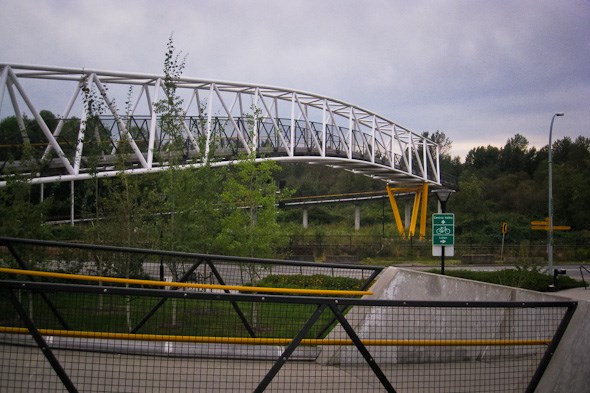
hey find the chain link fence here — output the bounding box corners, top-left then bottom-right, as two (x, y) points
(0, 237), (577, 392)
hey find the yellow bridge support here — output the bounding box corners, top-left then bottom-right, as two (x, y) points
(386, 183), (429, 240)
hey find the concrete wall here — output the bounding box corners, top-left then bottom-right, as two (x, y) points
(535, 299), (590, 392)
(317, 267), (584, 388)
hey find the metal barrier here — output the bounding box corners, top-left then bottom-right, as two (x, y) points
(0, 237), (579, 392)
(580, 265), (590, 290)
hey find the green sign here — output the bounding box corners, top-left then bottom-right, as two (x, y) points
(432, 213), (454, 246)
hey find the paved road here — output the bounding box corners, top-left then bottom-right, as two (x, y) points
(138, 261), (588, 288)
(0, 345), (540, 393)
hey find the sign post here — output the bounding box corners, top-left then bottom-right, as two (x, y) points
(432, 213), (454, 252)
(501, 222), (508, 262)
(432, 213), (455, 275)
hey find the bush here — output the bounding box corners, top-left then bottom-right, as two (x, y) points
(436, 268), (586, 292)
(245, 274), (366, 291)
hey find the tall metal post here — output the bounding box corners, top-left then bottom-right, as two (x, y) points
(547, 113), (564, 274)
(440, 199), (447, 275)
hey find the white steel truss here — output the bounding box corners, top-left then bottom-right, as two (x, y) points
(0, 63), (441, 187)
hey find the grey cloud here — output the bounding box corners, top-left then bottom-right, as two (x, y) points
(1, 0), (588, 159)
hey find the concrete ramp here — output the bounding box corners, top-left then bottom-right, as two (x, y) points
(362, 267), (566, 302)
(317, 267), (589, 392)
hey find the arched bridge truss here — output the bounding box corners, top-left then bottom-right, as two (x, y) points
(0, 63), (441, 187)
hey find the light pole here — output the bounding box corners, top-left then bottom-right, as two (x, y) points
(433, 189), (455, 275)
(548, 112), (564, 275)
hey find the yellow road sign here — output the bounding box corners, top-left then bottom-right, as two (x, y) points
(531, 220), (549, 226)
(531, 225), (571, 231)
(501, 222), (508, 234)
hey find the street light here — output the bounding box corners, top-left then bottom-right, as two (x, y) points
(433, 189), (454, 213)
(432, 189), (455, 275)
(548, 112), (564, 277)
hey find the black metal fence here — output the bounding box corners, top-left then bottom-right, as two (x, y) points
(0, 237), (578, 392)
(288, 234), (589, 262)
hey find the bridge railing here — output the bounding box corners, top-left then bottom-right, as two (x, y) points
(0, 237), (578, 392)
(0, 115), (406, 179)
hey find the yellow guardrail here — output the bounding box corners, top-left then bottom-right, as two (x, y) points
(0, 327), (550, 347)
(0, 267), (372, 296)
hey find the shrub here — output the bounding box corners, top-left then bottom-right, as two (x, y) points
(245, 274), (366, 291)
(436, 268), (586, 292)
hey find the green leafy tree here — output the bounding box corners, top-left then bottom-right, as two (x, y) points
(0, 179), (50, 239)
(215, 158), (286, 259)
(464, 145), (501, 176)
(154, 34), (187, 156)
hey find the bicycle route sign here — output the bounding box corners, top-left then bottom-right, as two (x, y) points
(432, 213), (455, 246)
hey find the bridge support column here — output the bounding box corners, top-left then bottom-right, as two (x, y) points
(354, 204), (361, 231)
(404, 201), (412, 232)
(386, 183), (429, 240)
(303, 209), (308, 229)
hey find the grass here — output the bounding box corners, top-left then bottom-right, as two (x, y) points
(1, 273), (365, 339)
(1, 291), (341, 338)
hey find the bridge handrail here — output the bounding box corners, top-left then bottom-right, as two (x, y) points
(580, 265), (590, 290)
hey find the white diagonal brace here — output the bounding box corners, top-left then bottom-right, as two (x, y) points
(257, 91), (289, 154)
(326, 103), (350, 152)
(0, 66), (8, 115)
(214, 84), (251, 155)
(7, 82), (29, 144)
(294, 94), (321, 154)
(7, 67), (75, 174)
(412, 137), (425, 179)
(92, 74), (148, 168)
(42, 83), (82, 161)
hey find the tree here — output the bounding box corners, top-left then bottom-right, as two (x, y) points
(551, 136), (590, 230)
(499, 133), (536, 174)
(0, 179), (50, 239)
(423, 130), (453, 158)
(464, 145), (501, 178)
(154, 34), (188, 155)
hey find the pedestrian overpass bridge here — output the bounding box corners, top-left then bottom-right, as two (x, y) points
(0, 63), (441, 188)
(0, 63), (443, 238)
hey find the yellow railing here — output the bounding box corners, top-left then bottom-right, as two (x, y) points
(0, 327), (551, 347)
(0, 267), (372, 296)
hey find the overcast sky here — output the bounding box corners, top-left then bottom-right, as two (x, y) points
(1, 0), (588, 159)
